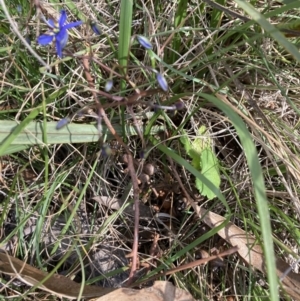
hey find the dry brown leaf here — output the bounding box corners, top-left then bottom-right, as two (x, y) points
(198, 207), (300, 300)
(92, 281), (195, 301)
(0, 250), (114, 299)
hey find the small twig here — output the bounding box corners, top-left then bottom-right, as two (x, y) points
(124, 154), (140, 283)
(98, 109), (140, 283)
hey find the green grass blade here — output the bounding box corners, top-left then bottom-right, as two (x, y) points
(210, 0), (226, 28)
(199, 92), (279, 301)
(118, 0), (133, 75)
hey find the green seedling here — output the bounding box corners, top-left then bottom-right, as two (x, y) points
(180, 126), (220, 200)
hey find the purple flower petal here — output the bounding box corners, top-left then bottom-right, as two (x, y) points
(40, 13), (55, 28)
(55, 39), (63, 58)
(153, 105), (160, 113)
(59, 10), (67, 27)
(56, 28), (69, 49)
(37, 34), (54, 45)
(139, 150), (145, 159)
(47, 19), (55, 28)
(63, 21), (83, 30)
(156, 73), (168, 92)
(137, 35), (152, 49)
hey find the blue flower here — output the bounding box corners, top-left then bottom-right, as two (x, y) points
(37, 10), (82, 58)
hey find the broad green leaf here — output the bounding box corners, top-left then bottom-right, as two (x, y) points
(180, 126), (220, 200)
(0, 121), (165, 156)
(196, 148), (220, 200)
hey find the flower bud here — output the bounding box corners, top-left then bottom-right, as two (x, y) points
(91, 22), (101, 35)
(56, 117), (70, 130)
(156, 73), (168, 92)
(105, 80), (113, 92)
(137, 35), (152, 49)
(175, 101), (185, 110)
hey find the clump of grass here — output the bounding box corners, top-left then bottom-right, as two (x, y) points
(0, 0), (300, 300)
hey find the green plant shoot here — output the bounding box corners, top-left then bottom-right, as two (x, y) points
(180, 126), (220, 200)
